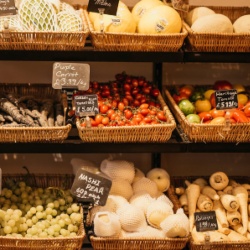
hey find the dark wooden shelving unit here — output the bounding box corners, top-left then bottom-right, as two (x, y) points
(0, 48), (249, 154)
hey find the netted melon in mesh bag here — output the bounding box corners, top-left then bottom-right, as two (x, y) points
(57, 10), (83, 31)
(108, 195), (128, 211)
(100, 159), (135, 184)
(129, 191), (155, 215)
(94, 211), (121, 237)
(132, 177), (158, 198)
(156, 192), (174, 208)
(59, 1), (75, 12)
(146, 200), (173, 229)
(117, 203), (147, 232)
(132, 168), (145, 183)
(18, 0), (57, 31)
(0, 15), (22, 31)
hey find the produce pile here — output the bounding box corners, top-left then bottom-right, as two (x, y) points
(175, 171), (250, 243)
(87, 159), (190, 239)
(75, 72), (169, 127)
(0, 93), (64, 127)
(0, 178), (82, 238)
(88, 0), (182, 34)
(185, 6), (250, 33)
(170, 81), (250, 124)
(0, 0), (83, 32)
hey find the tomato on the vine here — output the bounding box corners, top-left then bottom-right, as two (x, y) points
(118, 102), (125, 112)
(157, 111), (167, 122)
(124, 109), (133, 119)
(101, 117), (110, 125)
(100, 104), (109, 114)
(151, 88), (160, 98)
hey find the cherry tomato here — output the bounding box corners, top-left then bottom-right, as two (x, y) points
(143, 116), (152, 123)
(132, 79), (139, 88)
(102, 116), (110, 125)
(157, 111), (167, 122)
(133, 100), (141, 107)
(140, 103), (149, 109)
(124, 109), (133, 119)
(140, 108), (150, 116)
(107, 109), (115, 118)
(100, 104), (109, 114)
(118, 102), (125, 112)
(95, 114), (104, 124)
(244, 105), (250, 117)
(151, 88), (160, 98)
(123, 83), (131, 91)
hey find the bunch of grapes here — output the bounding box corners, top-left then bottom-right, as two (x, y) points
(0, 181), (82, 238)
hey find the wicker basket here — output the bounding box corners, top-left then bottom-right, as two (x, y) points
(164, 88), (250, 143)
(90, 188), (189, 250)
(76, 93), (176, 143)
(0, 84), (71, 143)
(0, 173), (85, 250)
(171, 176), (250, 250)
(0, 8), (89, 51)
(86, 9), (188, 52)
(184, 6), (250, 52)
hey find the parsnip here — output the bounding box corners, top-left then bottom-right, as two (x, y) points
(227, 229), (248, 241)
(223, 185), (233, 195)
(175, 187), (185, 196)
(232, 186), (248, 234)
(213, 200), (229, 228)
(209, 172), (229, 191)
(179, 193), (188, 214)
(226, 210), (241, 226)
(193, 178), (208, 189)
(248, 218), (250, 232)
(231, 224), (246, 235)
(201, 186), (220, 200)
(217, 219), (230, 235)
(197, 194), (213, 212)
(241, 183), (250, 202)
(219, 193), (239, 212)
(229, 179), (240, 187)
(186, 183), (200, 231)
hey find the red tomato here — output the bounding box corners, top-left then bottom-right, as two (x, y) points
(124, 109), (133, 119)
(210, 108), (225, 118)
(213, 80), (233, 90)
(101, 117), (110, 125)
(179, 85), (193, 98)
(157, 111), (167, 122)
(95, 114), (104, 124)
(198, 111), (212, 122)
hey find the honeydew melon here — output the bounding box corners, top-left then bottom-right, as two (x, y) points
(185, 7), (215, 26)
(233, 15), (250, 33)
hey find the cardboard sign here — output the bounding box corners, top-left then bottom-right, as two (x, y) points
(74, 94), (99, 116)
(52, 62), (90, 90)
(195, 211), (218, 232)
(87, 0), (119, 16)
(215, 89), (238, 110)
(0, 0), (17, 16)
(71, 169), (112, 206)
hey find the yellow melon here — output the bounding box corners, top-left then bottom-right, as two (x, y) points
(137, 5), (182, 34)
(233, 15), (250, 33)
(185, 7), (215, 26)
(131, 0), (164, 25)
(191, 14), (233, 33)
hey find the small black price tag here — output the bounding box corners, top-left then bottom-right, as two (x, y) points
(0, 0), (17, 16)
(71, 169), (112, 206)
(52, 62), (90, 91)
(195, 211), (218, 232)
(87, 0), (119, 15)
(74, 94), (99, 117)
(215, 89), (238, 110)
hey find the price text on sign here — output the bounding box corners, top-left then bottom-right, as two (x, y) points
(0, 0), (17, 16)
(195, 211), (218, 232)
(52, 62), (90, 90)
(215, 89), (238, 110)
(87, 0), (119, 15)
(71, 169), (112, 206)
(74, 94), (99, 116)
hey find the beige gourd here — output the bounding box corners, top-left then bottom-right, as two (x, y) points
(233, 15), (250, 33)
(185, 6), (215, 26)
(191, 14), (233, 33)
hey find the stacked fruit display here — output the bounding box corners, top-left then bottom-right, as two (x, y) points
(185, 6), (250, 33)
(0, 0), (83, 32)
(87, 159), (190, 239)
(174, 171), (250, 243)
(170, 81), (250, 124)
(0, 178), (82, 238)
(89, 0), (182, 34)
(75, 72), (168, 127)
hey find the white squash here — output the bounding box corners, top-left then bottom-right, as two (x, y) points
(191, 14), (233, 33)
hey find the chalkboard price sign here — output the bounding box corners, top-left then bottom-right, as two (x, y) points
(87, 0), (119, 16)
(215, 89), (238, 110)
(0, 0), (17, 16)
(71, 169), (112, 206)
(74, 94), (99, 116)
(195, 211), (218, 232)
(52, 62), (90, 90)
